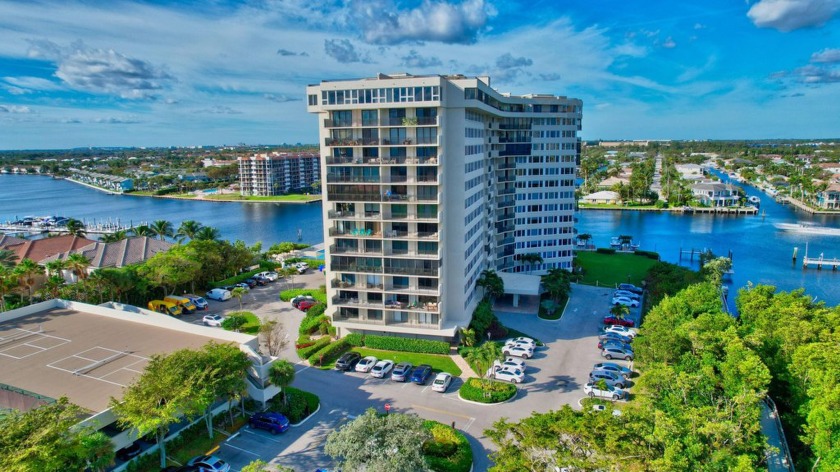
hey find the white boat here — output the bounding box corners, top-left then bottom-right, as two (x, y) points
(775, 223), (840, 236)
(748, 196), (760, 204)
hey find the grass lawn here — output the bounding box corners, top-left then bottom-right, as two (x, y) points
(202, 193), (320, 202)
(222, 311), (261, 335)
(575, 251), (658, 287)
(349, 347), (462, 377)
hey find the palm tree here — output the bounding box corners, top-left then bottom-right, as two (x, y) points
(65, 253), (91, 281)
(130, 225), (154, 237)
(176, 220), (203, 243)
(194, 226), (221, 242)
(150, 220), (174, 241)
(576, 233), (592, 248)
(0, 265), (19, 311)
(231, 286), (246, 310)
(268, 360), (296, 405)
(477, 269), (504, 304)
(519, 253), (543, 272)
(465, 341), (503, 388)
(0, 249), (18, 268)
(542, 268), (572, 303)
(609, 303), (630, 320)
(45, 259), (66, 278)
(13, 258), (44, 305)
(38, 274), (66, 300)
(64, 218), (86, 237)
(100, 230), (127, 243)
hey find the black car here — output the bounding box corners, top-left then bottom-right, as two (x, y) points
(251, 275), (269, 285)
(116, 442), (142, 461)
(242, 278), (258, 288)
(335, 351), (362, 371)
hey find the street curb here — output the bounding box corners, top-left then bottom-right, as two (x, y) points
(290, 402), (321, 428)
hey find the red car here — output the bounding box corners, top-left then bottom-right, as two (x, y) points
(603, 316), (635, 327)
(298, 300), (317, 311)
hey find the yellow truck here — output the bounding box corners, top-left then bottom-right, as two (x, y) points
(163, 295), (197, 314)
(148, 300), (182, 316)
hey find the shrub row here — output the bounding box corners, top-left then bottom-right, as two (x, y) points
(209, 269), (262, 289)
(458, 378), (517, 403)
(306, 302), (326, 318)
(423, 421), (473, 472)
(299, 314), (330, 335)
(345, 333), (449, 354)
(596, 247), (616, 254)
(279, 288), (328, 304)
(296, 336), (331, 359)
(634, 250), (660, 260)
(307, 338), (350, 366)
(268, 386), (320, 423)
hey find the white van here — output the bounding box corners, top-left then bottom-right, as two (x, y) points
(205, 288), (232, 301)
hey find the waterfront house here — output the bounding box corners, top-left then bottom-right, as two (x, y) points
(597, 175), (630, 189)
(42, 236), (173, 280)
(581, 190), (620, 204)
(691, 182), (741, 207)
(816, 183), (840, 210)
(674, 164), (705, 181)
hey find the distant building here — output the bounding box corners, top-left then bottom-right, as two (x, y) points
(691, 182), (741, 207)
(238, 152), (321, 196)
(42, 236), (173, 280)
(674, 163), (705, 181)
(69, 168), (133, 192)
(2, 234), (96, 264)
(201, 158), (237, 168)
(599, 140), (650, 147)
(817, 162), (840, 174)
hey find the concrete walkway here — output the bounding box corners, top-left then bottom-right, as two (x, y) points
(761, 398), (795, 472)
(449, 347), (477, 379)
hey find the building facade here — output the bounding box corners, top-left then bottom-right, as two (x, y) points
(307, 73), (581, 339)
(238, 152), (321, 196)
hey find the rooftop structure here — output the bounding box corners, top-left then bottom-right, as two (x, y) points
(307, 73), (581, 339)
(42, 236), (173, 273)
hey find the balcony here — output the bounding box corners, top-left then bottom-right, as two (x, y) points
(383, 266), (439, 277)
(330, 263), (383, 273)
(326, 193), (381, 202)
(326, 175), (381, 184)
(331, 279), (384, 290)
(323, 119), (355, 128)
(327, 228), (381, 238)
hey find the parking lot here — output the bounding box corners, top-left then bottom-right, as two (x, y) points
(202, 282), (640, 471)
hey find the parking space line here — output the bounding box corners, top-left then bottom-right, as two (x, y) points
(410, 404), (473, 420)
(241, 428), (284, 444)
(221, 442), (260, 457)
(463, 417), (476, 432)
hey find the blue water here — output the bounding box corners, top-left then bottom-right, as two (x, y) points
(0, 175), (324, 246)
(2, 173), (838, 307)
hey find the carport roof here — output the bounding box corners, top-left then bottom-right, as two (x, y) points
(498, 272), (542, 296)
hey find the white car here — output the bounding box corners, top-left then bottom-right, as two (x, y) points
(504, 337), (536, 350)
(202, 314), (224, 327)
(355, 356), (378, 373)
(502, 344), (533, 359)
(603, 325), (637, 338)
(584, 382), (627, 400)
(431, 372), (453, 392)
(613, 289), (641, 300)
(370, 360), (395, 378)
(502, 357), (527, 370)
(257, 271), (280, 282)
(295, 262), (309, 274)
(611, 296), (639, 308)
(492, 366), (525, 384)
(205, 288), (232, 301)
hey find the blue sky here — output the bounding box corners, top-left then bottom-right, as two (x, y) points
(0, 0), (838, 149)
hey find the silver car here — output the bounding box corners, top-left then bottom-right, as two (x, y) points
(593, 362), (633, 379)
(602, 346), (634, 361)
(390, 362), (413, 382)
(589, 369), (627, 389)
(584, 382), (627, 400)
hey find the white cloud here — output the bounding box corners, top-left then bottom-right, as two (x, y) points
(93, 116), (141, 124)
(324, 38), (373, 63)
(401, 50), (443, 68)
(2, 76), (64, 93)
(662, 37), (677, 48)
(354, 0), (495, 44)
(27, 40), (174, 99)
(747, 0), (840, 32)
(811, 48), (840, 63)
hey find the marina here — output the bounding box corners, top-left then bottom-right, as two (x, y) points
(0, 216), (141, 235)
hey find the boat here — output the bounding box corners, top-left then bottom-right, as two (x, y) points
(775, 222), (840, 236)
(748, 196), (760, 205)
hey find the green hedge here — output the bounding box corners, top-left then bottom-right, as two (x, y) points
(458, 378), (517, 403)
(596, 247), (616, 255)
(267, 386), (320, 424)
(296, 336), (331, 359)
(258, 260), (281, 270)
(299, 314), (330, 335)
(279, 288), (327, 304)
(307, 338), (350, 366)
(423, 421), (473, 472)
(306, 302), (326, 318)
(348, 333), (450, 355)
(210, 269), (263, 289)
(345, 333), (364, 346)
(634, 250), (660, 260)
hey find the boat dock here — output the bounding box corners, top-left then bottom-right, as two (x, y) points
(802, 255), (840, 270)
(0, 219), (141, 236)
(677, 206), (758, 215)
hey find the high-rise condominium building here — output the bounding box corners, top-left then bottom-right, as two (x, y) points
(307, 73), (581, 339)
(238, 152), (320, 196)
